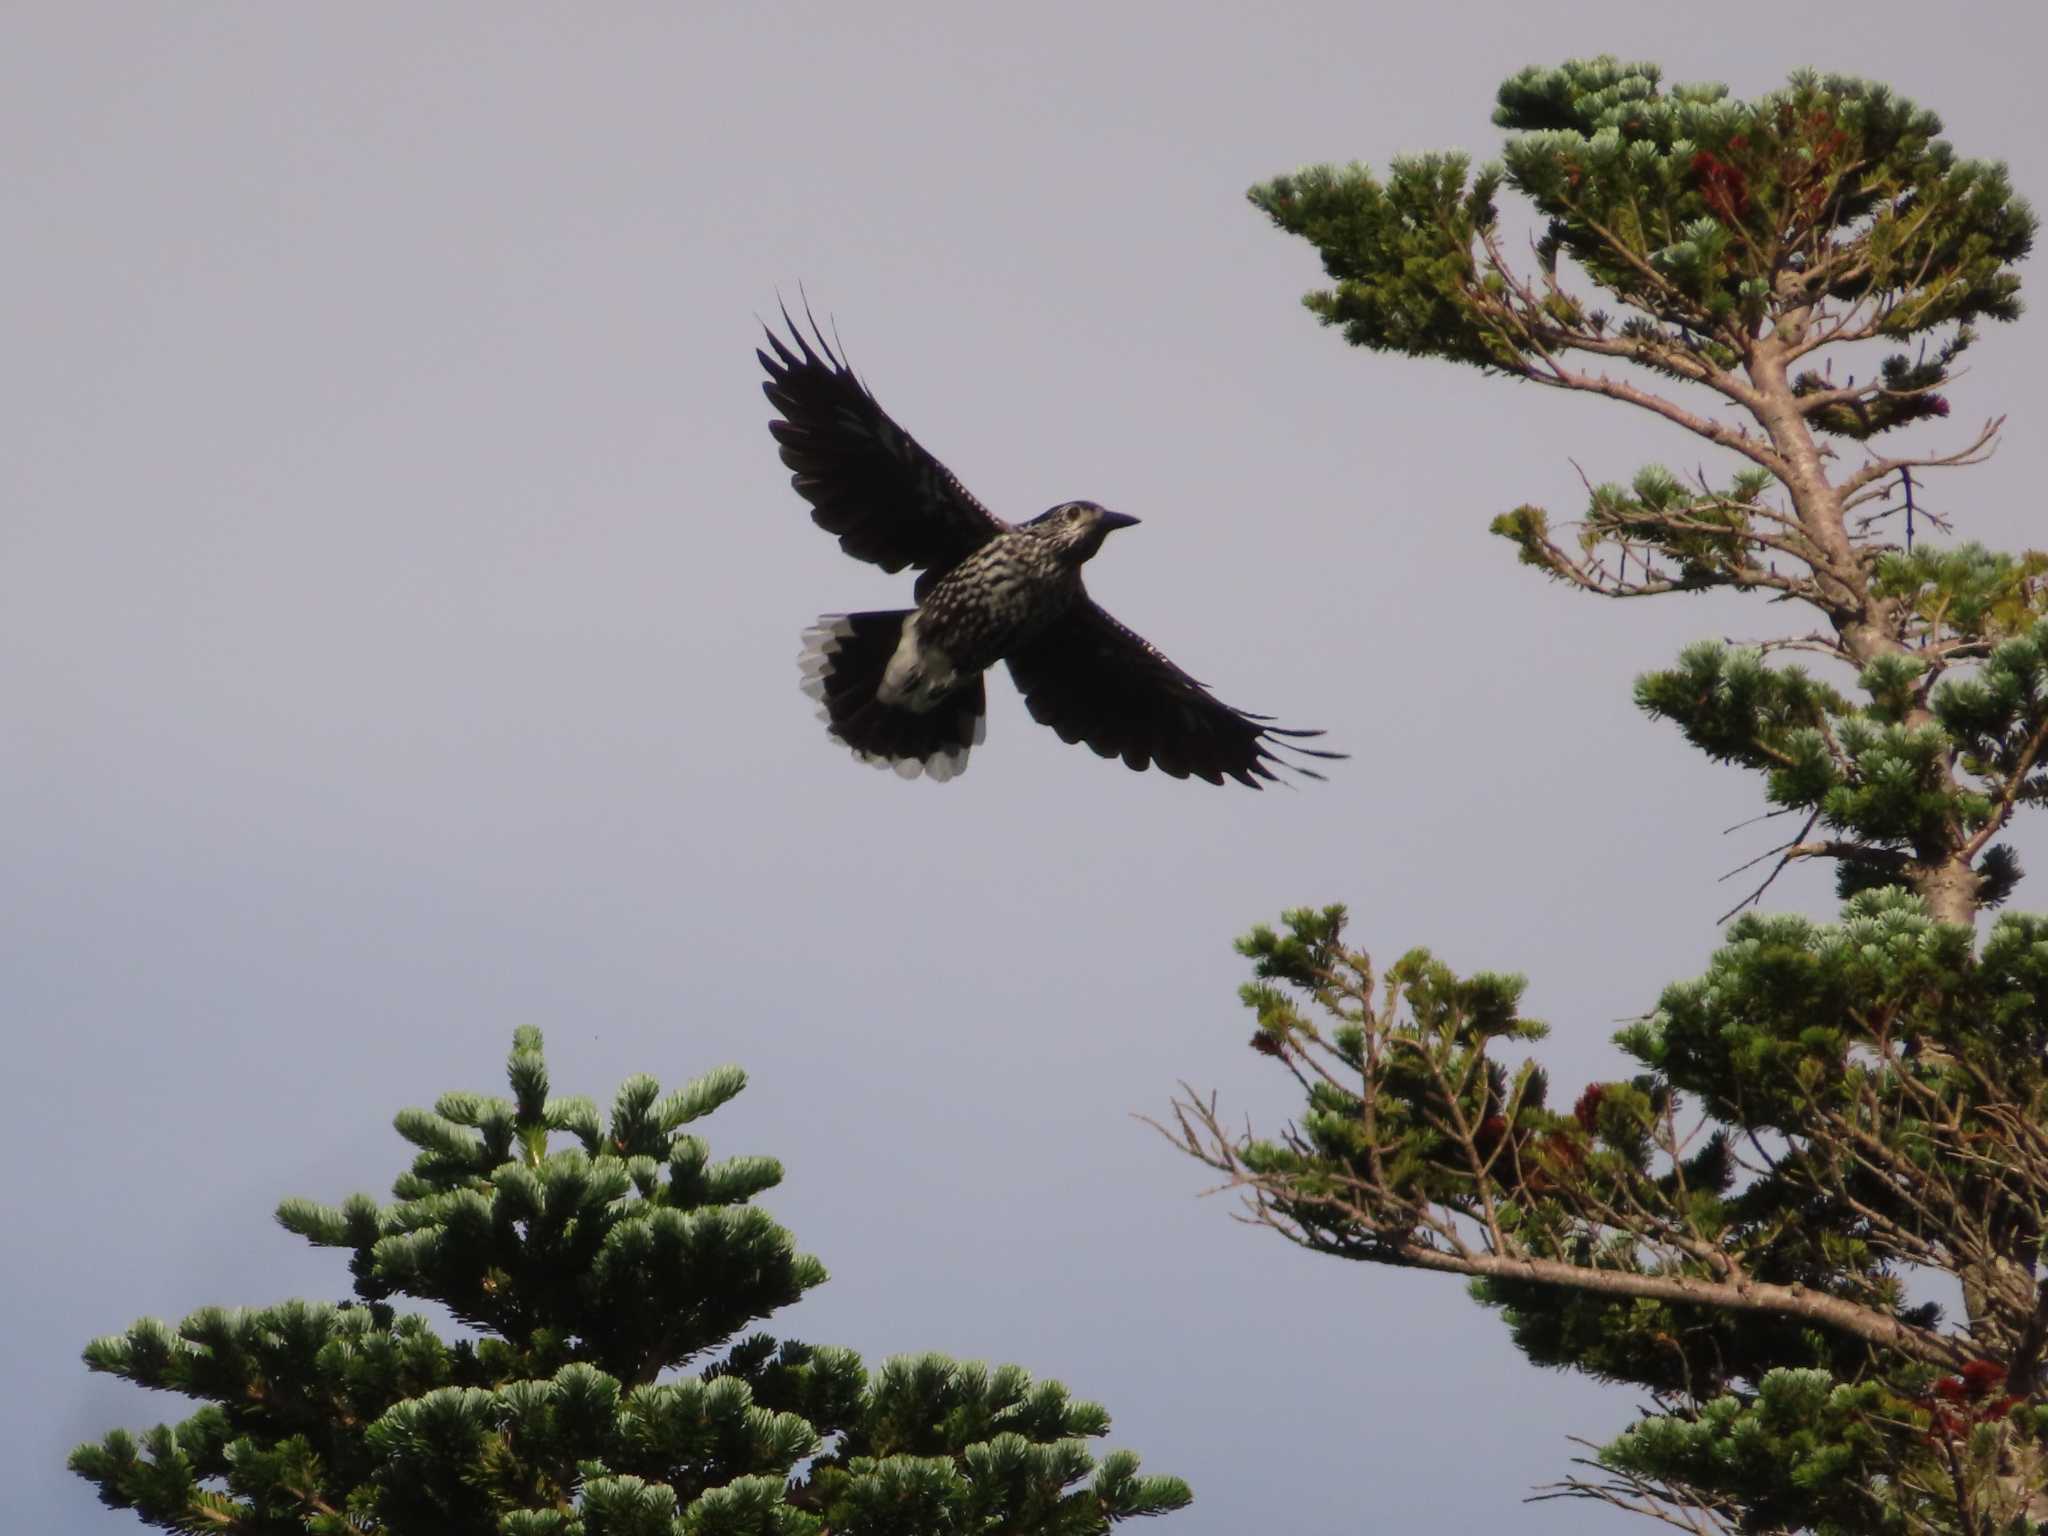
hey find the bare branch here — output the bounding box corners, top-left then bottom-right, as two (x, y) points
(1735, 632), (1851, 661)
(1837, 418), (2006, 501)
(1530, 1445), (1744, 1536)
(1522, 357), (1788, 477)
(1716, 810), (1824, 922)
(1961, 712), (2048, 864)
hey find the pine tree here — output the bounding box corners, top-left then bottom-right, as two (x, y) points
(72, 1029), (1190, 1535)
(1162, 58), (2048, 1533)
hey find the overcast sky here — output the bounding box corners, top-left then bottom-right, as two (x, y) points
(8, 4), (2047, 1531)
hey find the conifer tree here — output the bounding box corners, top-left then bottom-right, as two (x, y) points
(73, 1029), (1190, 1534)
(1163, 58), (2048, 1533)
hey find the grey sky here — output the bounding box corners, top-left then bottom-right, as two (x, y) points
(8, 4), (2046, 1530)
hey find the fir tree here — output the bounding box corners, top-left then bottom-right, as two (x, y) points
(1163, 58), (2048, 1533)
(72, 1028), (1190, 1535)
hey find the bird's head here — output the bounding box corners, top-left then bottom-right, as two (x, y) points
(1024, 500), (1141, 566)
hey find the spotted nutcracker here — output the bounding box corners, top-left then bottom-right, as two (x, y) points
(761, 311), (1341, 786)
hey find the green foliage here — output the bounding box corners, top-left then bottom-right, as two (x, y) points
(1598, 1368), (2048, 1536)
(1623, 887), (2048, 1130)
(1634, 642), (1846, 777)
(1229, 51), (2048, 1536)
(1207, 897), (2048, 1528)
(73, 1032), (1190, 1534)
(1600, 1369), (1916, 1534)
(1492, 464), (1790, 596)
(1793, 338), (1966, 440)
(1492, 516), (2048, 905)
(1499, 62), (2031, 331)
(1482, 478), (2048, 920)
(1257, 55), (2042, 916)
(1875, 544), (2048, 647)
(1624, 620), (2048, 901)
(1248, 156), (1509, 366)
(1474, 1275), (1866, 1403)
(1256, 57), (2034, 368)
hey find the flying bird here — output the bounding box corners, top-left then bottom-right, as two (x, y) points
(760, 311), (1340, 787)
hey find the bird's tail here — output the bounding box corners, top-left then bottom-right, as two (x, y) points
(798, 612), (986, 781)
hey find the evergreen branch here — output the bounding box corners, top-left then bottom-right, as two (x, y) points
(1503, 514), (1813, 603)
(1466, 229), (1783, 470)
(1641, 511), (1824, 568)
(1548, 203), (1704, 322)
(1758, 1049), (2048, 1350)
(1478, 226), (1732, 379)
(1780, 839), (1913, 868)
(1796, 1131), (1967, 1279)
(1684, 488), (1805, 534)
(1792, 375), (1954, 417)
(1155, 1086), (1971, 1372)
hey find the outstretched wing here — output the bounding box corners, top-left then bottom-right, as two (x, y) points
(1005, 601), (1344, 787)
(760, 307), (1009, 575)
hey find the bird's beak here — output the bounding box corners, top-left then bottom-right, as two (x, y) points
(1098, 510), (1141, 532)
